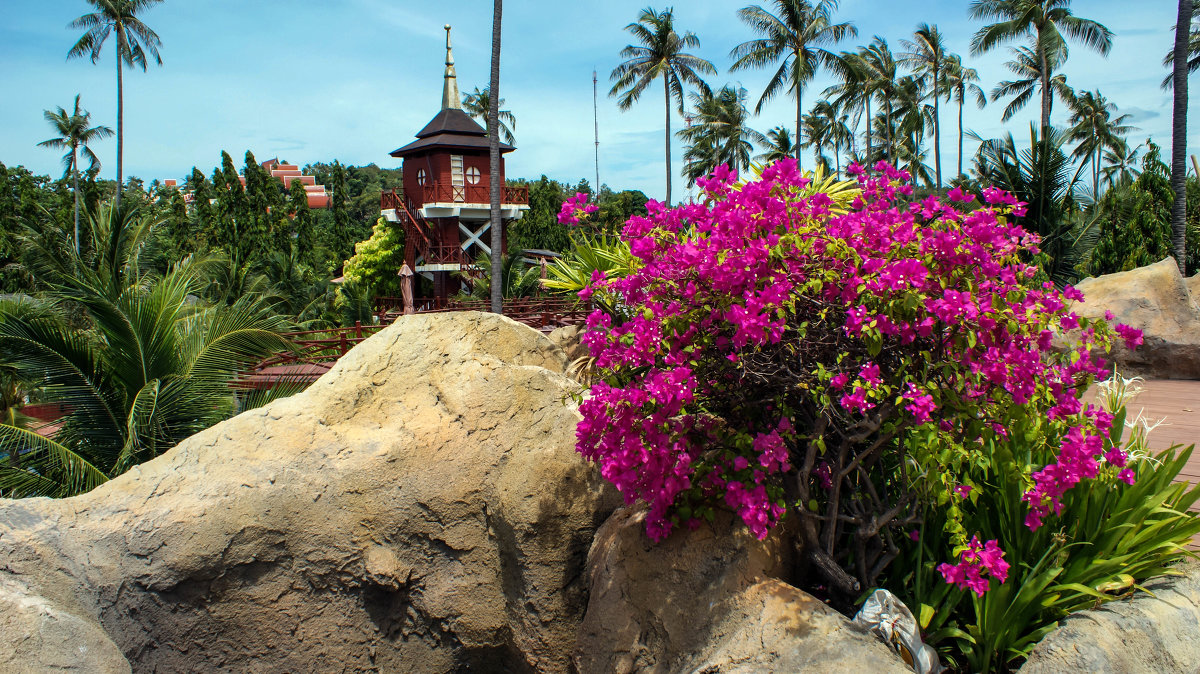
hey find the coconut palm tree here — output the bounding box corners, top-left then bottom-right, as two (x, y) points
(1173, 0), (1193, 273)
(463, 86), (516, 145)
(1066, 90), (1135, 199)
(1161, 4), (1199, 88)
(969, 0), (1112, 132)
(757, 126), (797, 164)
(1101, 141), (1143, 189)
(824, 49), (875, 163)
(678, 85), (766, 185)
(610, 7), (716, 205)
(0, 205), (291, 497)
(900, 24), (948, 187)
(990, 44), (1074, 125)
(803, 101), (851, 175)
(860, 38), (900, 163)
(68, 0), (164, 211)
(729, 0), (856, 170)
(942, 54), (987, 180)
(895, 75), (937, 186)
(37, 95), (113, 255)
(488, 3), (504, 314)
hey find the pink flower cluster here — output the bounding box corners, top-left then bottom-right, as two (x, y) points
(572, 159), (1138, 590)
(938, 536), (1010, 597)
(557, 192), (598, 226)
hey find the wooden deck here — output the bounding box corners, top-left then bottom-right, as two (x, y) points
(1102, 379), (1200, 549)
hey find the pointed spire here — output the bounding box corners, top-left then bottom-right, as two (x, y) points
(442, 24), (462, 110)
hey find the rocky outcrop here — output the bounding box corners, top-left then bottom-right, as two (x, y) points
(0, 576), (130, 673)
(0, 312), (618, 673)
(1072, 258), (1200, 379)
(575, 507), (910, 674)
(1019, 562), (1200, 673)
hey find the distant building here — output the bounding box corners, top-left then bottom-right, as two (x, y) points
(170, 159), (332, 209)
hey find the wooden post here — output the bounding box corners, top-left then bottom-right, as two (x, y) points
(354, 320), (363, 339)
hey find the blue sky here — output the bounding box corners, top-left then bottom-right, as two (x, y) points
(0, 0), (1194, 201)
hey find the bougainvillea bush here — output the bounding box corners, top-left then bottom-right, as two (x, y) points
(566, 160), (1144, 586)
(561, 161), (1200, 669)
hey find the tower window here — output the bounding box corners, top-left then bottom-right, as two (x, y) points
(466, 166), (481, 185)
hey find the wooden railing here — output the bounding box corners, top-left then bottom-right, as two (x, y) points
(236, 299), (591, 389)
(381, 184), (529, 210)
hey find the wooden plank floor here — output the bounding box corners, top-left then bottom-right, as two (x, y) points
(1087, 379), (1200, 549)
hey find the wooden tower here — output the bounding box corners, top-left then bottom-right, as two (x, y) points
(380, 25), (529, 304)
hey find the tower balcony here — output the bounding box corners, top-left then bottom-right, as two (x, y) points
(381, 183), (528, 223)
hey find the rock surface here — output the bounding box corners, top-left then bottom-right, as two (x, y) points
(1019, 562), (1200, 673)
(0, 312), (617, 673)
(1073, 257), (1200, 379)
(575, 507), (910, 674)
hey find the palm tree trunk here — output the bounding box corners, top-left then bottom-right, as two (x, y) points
(1094, 145), (1100, 200)
(115, 31), (124, 211)
(1173, 0), (1192, 273)
(957, 93), (964, 179)
(72, 146), (80, 255)
(1039, 43), (1051, 134)
(796, 86), (804, 170)
(932, 61), (942, 188)
(488, 0), (504, 313)
(885, 103), (894, 163)
(664, 77), (672, 205)
(865, 97), (873, 163)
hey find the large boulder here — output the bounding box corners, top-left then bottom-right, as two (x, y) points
(1019, 562), (1200, 673)
(0, 312), (617, 673)
(575, 507), (911, 674)
(1072, 258), (1200, 379)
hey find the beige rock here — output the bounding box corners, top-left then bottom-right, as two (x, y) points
(574, 507), (910, 674)
(1019, 562), (1200, 673)
(546, 324), (589, 364)
(0, 576), (130, 673)
(0, 312), (617, 673)
(1073, 258), (1200, 379)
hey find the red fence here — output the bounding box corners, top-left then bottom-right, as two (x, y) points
(380, 184), (529, 210)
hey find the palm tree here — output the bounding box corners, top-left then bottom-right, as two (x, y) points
(1066, 90), (1135, 199)
(37, 95), (113, 255)
(1173, 0), (1193, 273)
(729, 0), (856, 170)
(1101, 141), (1143, 189)
(824, 49), (875, 163)
(901, 24), (948, 187)
(895, 75), (937, 186)
(1161, 4), (1199, 88)
(489, 5), (504, 315)
(463, 86), (516, 145)
(942, 54), (987, 180)
(678, 85), (767, 185)
(990, 45), (1073, 125)
(0, 206), (290, 497)
(610, 7), (716, 204)
(860, 38), (900, 163)
(804, 101), (851, 175)
(757, 126), (797, 163)
(800, 110), (833, 173)
(969, 0), (1112, 132)
(68, 0), (164, 211)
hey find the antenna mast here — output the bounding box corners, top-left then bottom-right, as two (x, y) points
(593, 69), (600, 192)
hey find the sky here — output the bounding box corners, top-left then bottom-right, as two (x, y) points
(0, 0), (1195, 202)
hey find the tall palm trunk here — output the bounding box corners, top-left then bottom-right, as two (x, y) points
(1173, 0), (1192, 273)
(885, 102), (894, 163)
(796, 85), (804, 170)
(489, 0), (504, 313)
(932, 61), (941, 188)
(72, 145), (80, 255)
(115, 30), (124, 210)
(957, 91), (964, 179)
(664, 77), (672, 204)
(865, 96), (873, 163)
(1039, 43), (1051, 133)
